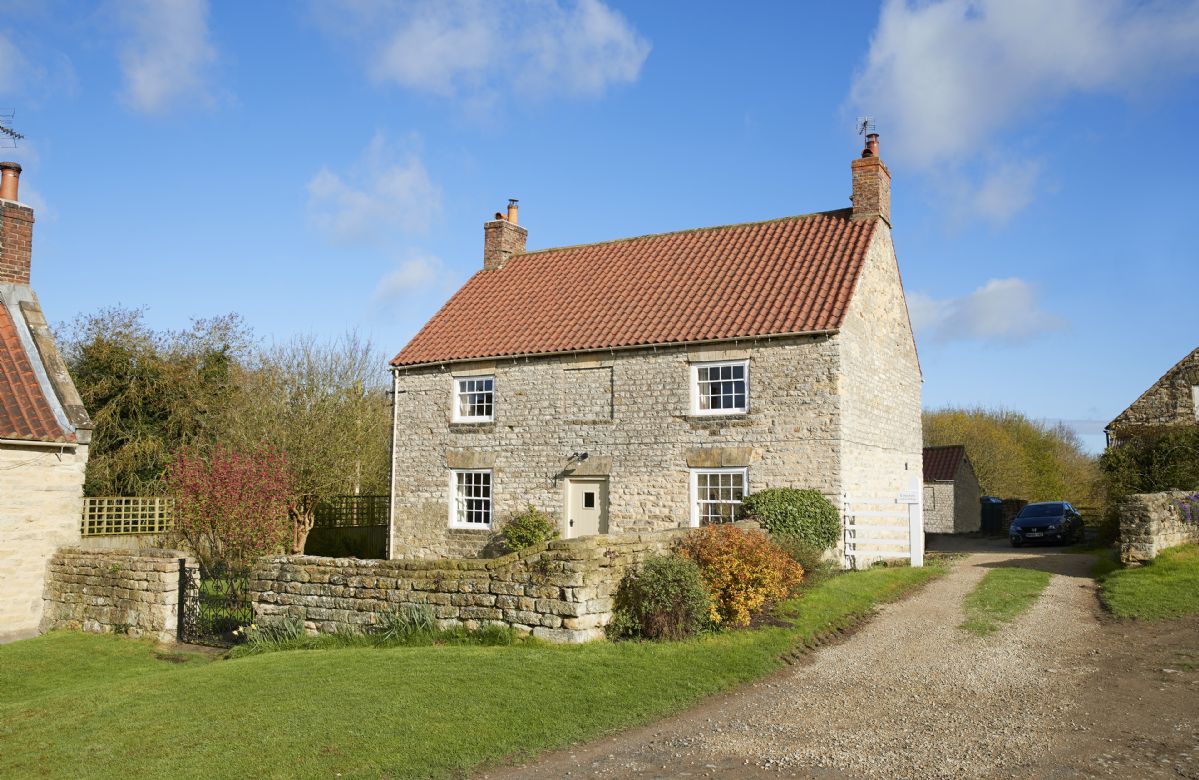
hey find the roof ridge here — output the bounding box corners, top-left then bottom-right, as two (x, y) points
(516, 208), (854, 259)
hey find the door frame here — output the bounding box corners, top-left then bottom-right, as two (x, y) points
(562, 476), (609, 539)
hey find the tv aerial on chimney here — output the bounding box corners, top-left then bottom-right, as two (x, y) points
(856, 116), (876, 137)
(0, 110), (24, 149)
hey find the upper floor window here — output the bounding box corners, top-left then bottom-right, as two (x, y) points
(691, 360), (748, 415)
(453, 376), (494, 422)
(1193, 385), (1199, 421)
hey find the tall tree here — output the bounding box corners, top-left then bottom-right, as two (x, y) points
(226, 332), (391, 553)
(59, 307), (252, 496)
(923, 407), (1101, 506)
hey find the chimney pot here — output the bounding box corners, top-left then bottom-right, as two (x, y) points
(0, 161), (22, 202)
(862, 133), (880, 158)
(507, 198), (519, 225)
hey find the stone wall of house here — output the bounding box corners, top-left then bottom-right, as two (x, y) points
(1109, 347), (1199, 437)
(837, 224), (924, 556)
(952, 461), (982, 533)
(0, 442), (88, 642)
(40, 547), (194, 643)
(254, 524), (737, 643)
(391, 334), (843, 559)
(1119, 491), (1199, 564)
(923, 483), (956, 534)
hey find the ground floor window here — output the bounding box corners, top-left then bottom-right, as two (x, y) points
(690, 467), (748, 526)
(450, 469), (492, 528)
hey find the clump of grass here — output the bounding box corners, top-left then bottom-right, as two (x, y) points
(228, 608), (525, 658)
(960, 567), (1051, 636)
(1101, 544), (1199, 619)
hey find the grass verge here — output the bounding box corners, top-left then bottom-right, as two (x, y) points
(1099, 544), (1199, 620)
(0, 562), (943, 779)
(960, 566), (1052, 636)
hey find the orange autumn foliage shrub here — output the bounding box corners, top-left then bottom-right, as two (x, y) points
(677, 524), (804, 627)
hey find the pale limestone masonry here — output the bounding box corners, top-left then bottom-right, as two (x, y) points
(923, 462), (982, 534)
(40, 548), (194, 643)
(252, 523), (734, 643)
(1119, 491), (1199, 564)
(0, 444), (88, 642)
(390, 224), (922, 561)
(1107, 346), (1199, 442)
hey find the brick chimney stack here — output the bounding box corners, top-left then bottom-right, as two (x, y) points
(851, 133), (891, 226)
(483, 198), (527, 271)
(0, 161), (33, 285)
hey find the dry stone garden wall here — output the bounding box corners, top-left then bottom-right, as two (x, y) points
(1119, 491), (1199, 564)
(252, 524), (751, 643)
(40, 548), (194, 643)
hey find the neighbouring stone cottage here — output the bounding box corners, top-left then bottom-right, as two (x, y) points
(1105, 345), (1199, 446)
(922, 445), (981, 534)
(388, 135), (923, 561)
(0, 162), (92, 642)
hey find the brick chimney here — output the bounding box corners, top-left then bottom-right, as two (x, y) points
(483, 198), (527, 271)
(0, 161), (33, 285)
(851, 133), (891, 225)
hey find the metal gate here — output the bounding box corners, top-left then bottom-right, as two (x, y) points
(178, 561), (253, 646)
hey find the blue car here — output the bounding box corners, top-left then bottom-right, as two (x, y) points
(1009, 502), (1084, 547)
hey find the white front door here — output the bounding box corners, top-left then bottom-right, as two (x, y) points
(566, 478), (609, 538)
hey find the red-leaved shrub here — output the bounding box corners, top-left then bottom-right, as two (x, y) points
(166, 444), (293, 574)
(678, 524), (804, 627)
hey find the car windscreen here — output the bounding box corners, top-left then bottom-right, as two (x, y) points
(1017, 504), (1064, 518)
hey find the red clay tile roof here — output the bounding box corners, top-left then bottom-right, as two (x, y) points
(923, 445), (965, 482)
(393, 209), (878, 367)
(0, 302), (73, 443)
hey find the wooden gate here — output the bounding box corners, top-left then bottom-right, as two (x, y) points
(842, 480), (924, 570)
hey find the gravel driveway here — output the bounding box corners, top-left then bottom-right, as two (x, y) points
(484, 542), (1199, 779)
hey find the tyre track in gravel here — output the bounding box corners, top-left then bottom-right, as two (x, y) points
(483, 547), (1106, 779)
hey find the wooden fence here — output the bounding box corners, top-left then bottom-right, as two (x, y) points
(81, 497), (174, 537)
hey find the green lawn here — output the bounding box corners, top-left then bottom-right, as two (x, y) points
(960, 566), (1052, 636)
(0, 562), (943, 780)
(1100, 544), (1199, 619)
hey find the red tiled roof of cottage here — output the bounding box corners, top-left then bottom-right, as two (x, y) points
(923, 445), (966, 482)
(0, 302), (73, 443)
(392, 209), (878, 367)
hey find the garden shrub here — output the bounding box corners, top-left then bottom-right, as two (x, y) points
(501, 505), (558, 553)
(771, 534), (836, 584)
(740, 488), (840, 550)
(374, 604), (437, 641)
(608, 554), (711, 640)
(678, 524), (804, 627)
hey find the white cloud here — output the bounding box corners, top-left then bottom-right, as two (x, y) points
(373, 252), (445, 302)
(316, 0), (650, 103)
(908, 277), (1064, 344)
(851, 0), (1199, 220)
(307, 133), (442, 244)
(115, 0), (217, 114)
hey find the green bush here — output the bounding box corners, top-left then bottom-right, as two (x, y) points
(608, 554), (711, 641)
(771, 534), (836, 583)
(1100, 426), (1199, 498)
(500, 505), (558, 553)
(740, 488), (840, 550)
(374, 604), (437, 641)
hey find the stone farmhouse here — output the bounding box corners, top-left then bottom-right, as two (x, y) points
(922, 445), (981, 534)
(388, 136), (922, 560)
(1106, 345), (1199, 446)
(0, 162), (92, 642)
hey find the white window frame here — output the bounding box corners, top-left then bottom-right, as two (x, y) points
(689, 360), (749, 416)
(448, 469), (493, 529)
(451, 375), (495, 423)
(689, 467), (749, 527)
(1193, 385), (1199, 421)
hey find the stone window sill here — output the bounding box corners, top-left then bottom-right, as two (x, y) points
(449, 423), (496, 433)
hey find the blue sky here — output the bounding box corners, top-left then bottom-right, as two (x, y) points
(3, 0), (1198, 453)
